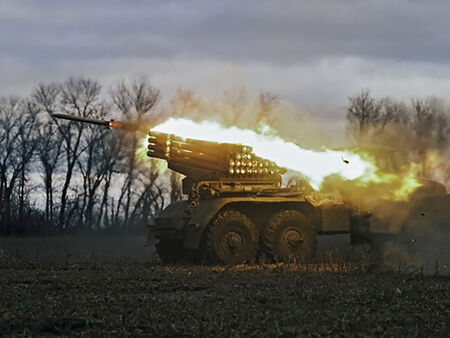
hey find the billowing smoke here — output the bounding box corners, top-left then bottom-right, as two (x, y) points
(344, 91), (449, 273)
(167, 88), (332, 149)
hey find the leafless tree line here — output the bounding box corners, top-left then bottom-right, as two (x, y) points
(1, 82), (448, 234)
(347, 90), (450, 182)
(0, 77), (179, 235)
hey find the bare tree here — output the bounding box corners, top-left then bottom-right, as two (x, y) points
(76, 111), (110, 229)
(171, 89), (199, 114)
(16, 100), (40, 224)
(36, 122), (63, 223)
(255, 91), (278, 127)
(110, 77), (161, 229)
(128, 166), (165, 232)
(0, 97), (22, 231)
(34, 78), (104, 229)
(222, 86), (247, 125)
(0, 97), (38, 233)
(59, 78), (106, 229)
(411, 97), (449, 150)
(95, 132), (122, 230)
(111, 77), (160, 120)
(347, 90), (382, 142)
(346, 91), (450, 186)
(33, 84), (64, 223)
(347, 90), (403, 143)
(410, 97), (450, 177)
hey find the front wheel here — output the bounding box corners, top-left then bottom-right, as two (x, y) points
(264, 210), (316, 262)
(205, 210), (259, 264)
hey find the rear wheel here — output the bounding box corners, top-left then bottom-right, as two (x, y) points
(264, 210), (316, 262)
(205, 210), (259, 264)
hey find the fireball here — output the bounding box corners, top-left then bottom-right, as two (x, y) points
(145, 117), (422, 200)
(152, 118), (374, 189)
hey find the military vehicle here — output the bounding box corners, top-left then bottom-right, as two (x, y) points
(53, 114), (449, 264)
(147, 133), (449, 264)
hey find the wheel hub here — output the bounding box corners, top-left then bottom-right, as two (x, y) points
(226, 231), (243, 249)
(283, 228), (304, 249)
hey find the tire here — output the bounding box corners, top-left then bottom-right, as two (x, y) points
(264, 210), (316, 262)
(155, 240), (185, 264)
(205, 210), (259, 264)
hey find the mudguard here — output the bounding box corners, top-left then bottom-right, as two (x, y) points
(158, 200), (190, 219)
(152, 200), (191, 241)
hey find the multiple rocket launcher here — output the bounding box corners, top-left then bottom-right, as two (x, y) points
(146, 131), (286, 181)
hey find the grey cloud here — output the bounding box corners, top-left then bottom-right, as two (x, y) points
(2, 0), (450, 65)
(1, 0), (450, 141)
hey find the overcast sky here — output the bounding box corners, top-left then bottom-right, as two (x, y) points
(1, 0), (450, 132)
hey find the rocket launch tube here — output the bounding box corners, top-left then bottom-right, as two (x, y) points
(146, 146), (226, 170)
(148, 131), (249, 155)
(168, 157), (224, 173)
(147, 141), (228, 167)
(148, 139), (229, 158)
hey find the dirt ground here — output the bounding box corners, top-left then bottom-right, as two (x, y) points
(0, 236), (448, 337)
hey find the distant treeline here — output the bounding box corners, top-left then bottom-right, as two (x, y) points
(0, 78), (448, 235)
(0, 77), (183, 235)
(346, 90), (449, 183)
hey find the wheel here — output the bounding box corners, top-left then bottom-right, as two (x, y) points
(155, 240), (185, 264)
(264, 210), (316, 262)
(205, 210), (259, 264)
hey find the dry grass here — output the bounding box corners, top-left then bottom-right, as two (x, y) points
(0, 236), (448, 337)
